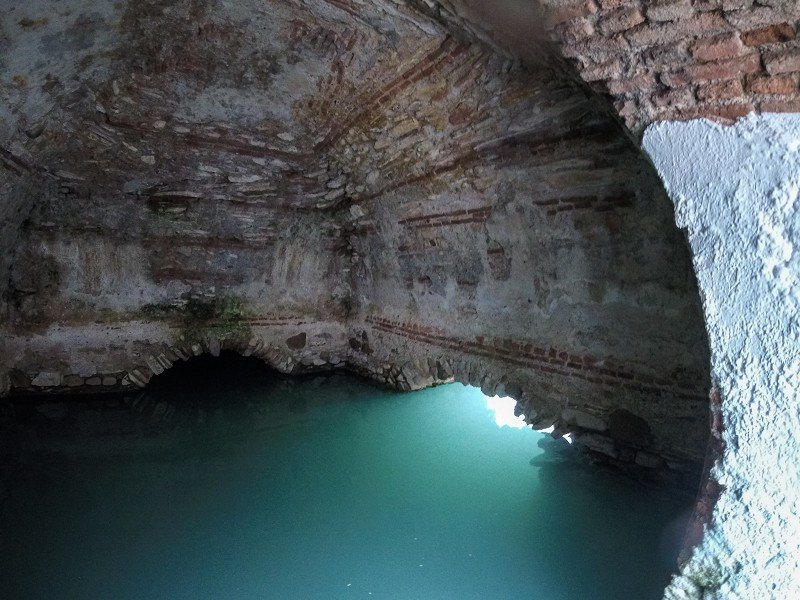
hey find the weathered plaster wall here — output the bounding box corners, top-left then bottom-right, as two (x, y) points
(645, 114), (800, 599)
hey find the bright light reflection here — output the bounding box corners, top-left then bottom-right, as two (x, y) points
(484, 395), (527, 429)
(535, 424), (574, 444)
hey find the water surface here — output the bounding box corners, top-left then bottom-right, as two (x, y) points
(0, 355), (690, 599)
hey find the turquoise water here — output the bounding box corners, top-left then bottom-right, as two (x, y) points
(0, 356), (690, 599)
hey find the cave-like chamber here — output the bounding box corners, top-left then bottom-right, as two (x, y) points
(0, 0), (760, 598)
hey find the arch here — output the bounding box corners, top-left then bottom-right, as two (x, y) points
(122, 335), (297, 390)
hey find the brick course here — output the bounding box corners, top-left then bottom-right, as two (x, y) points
(542, 0), (800, 131)
(364, 315), (706, 401)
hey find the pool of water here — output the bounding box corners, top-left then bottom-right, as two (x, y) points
(0, 355), (691, 599)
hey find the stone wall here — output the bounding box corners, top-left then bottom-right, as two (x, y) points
(0, 0), (434, 394)
(0, 0), (710, 477)
(338, 47), (710, 478)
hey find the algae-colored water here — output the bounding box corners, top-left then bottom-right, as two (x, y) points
(0, 354), (690, 599)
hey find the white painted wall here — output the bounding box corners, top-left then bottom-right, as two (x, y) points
(644, 114), (800, 599)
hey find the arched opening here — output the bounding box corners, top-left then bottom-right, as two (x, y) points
(143, 350), (280, 400)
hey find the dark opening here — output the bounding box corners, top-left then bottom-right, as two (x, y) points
(145, 350), (278, 399)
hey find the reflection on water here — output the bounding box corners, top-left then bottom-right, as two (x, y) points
(0, 354), (691, 599)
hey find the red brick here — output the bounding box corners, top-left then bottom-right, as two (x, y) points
(748, 74), (798, 95)
(696, 78), (744, 101)
(646, 0), (693, 23)
(655, 101), (754, 123)
(561, 33), (631, 61)
(606, 71), (656, 94)
(598, 7), (645, 35)
(580, 57), (623, 81)
(652, 86), (695, 108)
(764, 48), (800, 75)
(547, 0), (598, 26)
(690, 33), (746, 62)
(759, 98), (800, 113)
(700, 102), (755, 122)
(741, 23), (796, 47)
(641, 41), (691, 70)
(684, 52), (761, 82)
(660, 70), (692, 88)
(725, 7), (790, 31)
(625, 12), (730, 47)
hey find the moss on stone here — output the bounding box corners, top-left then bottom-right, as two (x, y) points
(138, 297), (255, 348)
(687, 559), (730, 594)
(178, 297), (253, 345)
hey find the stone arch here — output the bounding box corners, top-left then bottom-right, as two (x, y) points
(123, 336), (276, 389)
(123, 331), (343, 390)
(349, 320), (706, 486)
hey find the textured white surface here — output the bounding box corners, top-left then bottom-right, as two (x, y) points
(644, 114), (800, 599)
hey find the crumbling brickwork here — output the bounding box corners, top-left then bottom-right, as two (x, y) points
(542, 0), (800, 132)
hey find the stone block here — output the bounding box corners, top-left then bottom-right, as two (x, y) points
(598, 7), (645, 36)
(576, 432), (618, 457)
(697, 78), (745, 101)
(748, 74), (797, 94)
(63, 374), (84, 387)
(690, 33), (746, 62)
(646, 0), (693, 23)
(286, 332), (307, 350)
(742, 22), (796, 46)
(561, 408), (608, 431)
(32, 372), (62, 387)
(764, 46), (800, 75)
